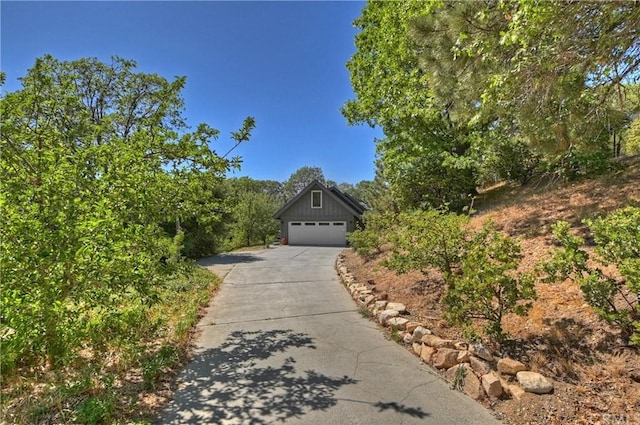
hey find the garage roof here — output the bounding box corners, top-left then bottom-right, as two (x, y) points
(273, 180), (367, 219)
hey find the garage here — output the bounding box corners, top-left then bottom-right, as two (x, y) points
(273, 180), (366, 247)
(288, 221), (346, 246)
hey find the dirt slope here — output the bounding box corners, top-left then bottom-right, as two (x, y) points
(343, 159), (640, 425)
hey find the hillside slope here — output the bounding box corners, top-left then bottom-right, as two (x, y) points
(343, 158), (640, 425)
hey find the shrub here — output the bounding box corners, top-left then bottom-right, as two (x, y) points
(543, 208), (640, 345)
(481, 137), (542, 185)
(348, 211), (396, 260)
(383, 210), (536, 342)
(384, 209), (468, 277)
(444, 224), (537, 341)
(75, 395), (115, 425)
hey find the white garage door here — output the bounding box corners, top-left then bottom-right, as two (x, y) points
(288, 221), (347, 246)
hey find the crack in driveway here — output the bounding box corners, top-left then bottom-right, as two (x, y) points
(199, 308), (358, 326)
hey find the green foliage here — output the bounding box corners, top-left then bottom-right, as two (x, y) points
(283, 166), (325, 201)
(377, 210), (535, 342)
(142, 345), (179, 390)
(410, 1), (638, 159)
(544, 209), (640, 344)
(3, 264), (219, 424)
(624, 117), (640, 155)
(451, 365), (466, 391)
(478, 135), (543, 185)
(384, 209), (468, 277)
(443, 224), (537, 341)
(75, 395), (115, 425)
(348, 211), (396, 260)
(229, 191), (280, 248)
(380, 135), (477, 211)
(350, 162), (398, 213)
(344, 0), (639, 197)
(179, 215), (228, 259)
(390, 325), (402, 343)
(343, 0), (478, 210)
(224, 177), (281, 249)
(562, 148), (621, 181)
(357, 306), (372, 318)
(0, 55), (252, 374)
(155, 264), (219, 345)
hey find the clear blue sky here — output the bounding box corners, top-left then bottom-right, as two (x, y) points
(1, 1), (382, 184)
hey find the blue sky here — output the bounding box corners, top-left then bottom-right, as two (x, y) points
(1, 1), (382, 184)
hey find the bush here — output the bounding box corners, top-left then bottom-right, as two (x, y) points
(383, 210), (536, 342)
(384, 209), (468, 277)
(543, 208), (640, 345)
(348, 211), (396, 260)
(444, 224), (537, 341)
(481, 137), (542, 185)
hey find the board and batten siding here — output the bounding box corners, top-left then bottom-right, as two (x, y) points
(279, 185), (357, 240)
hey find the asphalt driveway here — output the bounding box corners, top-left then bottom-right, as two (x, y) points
(158, 246), (501, 424)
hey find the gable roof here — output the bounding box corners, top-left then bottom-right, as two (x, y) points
(328, 187), (367, 215)
(273, 180), (366, 219)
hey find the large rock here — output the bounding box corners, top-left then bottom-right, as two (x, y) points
(433, 348), (460, 369)
(420, 346), (436, 363)
(421, 334), (455, 349)
(403, 332), (413, 344)
(498, 376), (525, 401)
(405, 321), (422, 334)
(470, 356), (492, 375)
(362, 295), (376, 306)
(412, 342), (423, 356)
(411, 326), (431, 342)
(374, 300), (388, 310)
(469, 342), (494, 361)
(456, 350), (471, 363)
(506, 383), (526, 401)
(481, 373), (503, 398)
(516, 371), (554, 394)
(387, 317), (410, 330)
(386, 302), (407, 313)
(497, 358), (527, 375)
(446, 364), (483, 400)
(378, 309), (399, 325)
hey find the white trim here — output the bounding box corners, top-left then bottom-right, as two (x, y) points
(311, 190), (322, 208)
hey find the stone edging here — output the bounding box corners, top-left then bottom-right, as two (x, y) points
(336, 253), (555, 401)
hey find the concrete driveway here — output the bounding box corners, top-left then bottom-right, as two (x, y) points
(158, 246), (501, 424)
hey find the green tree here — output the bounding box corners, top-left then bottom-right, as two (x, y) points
(352, 161), (398, 213)
(379, 209), (536, 342)
(283, 166), (326, 200)
(346, 0), (640, 201)
(230, 191), (280, 248)
(0, 55), (253, 369)
(343, 0), (478, 211)
(409, 1), (640, 169)
(226, 177), (281, 248)
(625, 116), (640, 154)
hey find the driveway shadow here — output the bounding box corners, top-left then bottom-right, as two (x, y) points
(197, 253), (264, 267)
(158, 329), (357, 424)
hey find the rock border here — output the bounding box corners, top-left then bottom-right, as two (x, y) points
(336, 254), (554, 401)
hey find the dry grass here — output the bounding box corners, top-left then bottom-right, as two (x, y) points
(343, 158), (640, 425)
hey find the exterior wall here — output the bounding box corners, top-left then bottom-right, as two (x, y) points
(278, 184), (357, 240)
